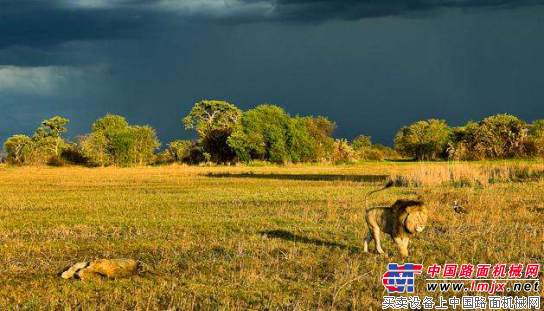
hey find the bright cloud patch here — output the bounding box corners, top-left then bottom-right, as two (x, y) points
(59, 0), (541, 21)
(158, 0), (273, 17)
(0, 66), (99, 95)
(62, 0), (274, 18)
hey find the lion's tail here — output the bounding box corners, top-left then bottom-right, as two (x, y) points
(365, 180), (394, 210)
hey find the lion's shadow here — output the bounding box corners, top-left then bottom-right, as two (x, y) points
(260, 229), (360, 253)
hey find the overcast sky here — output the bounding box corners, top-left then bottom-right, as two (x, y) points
(2, 0), (544, 146)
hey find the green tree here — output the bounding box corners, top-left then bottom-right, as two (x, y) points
(394, 119), (452, 160)
(228, 109), (336, 163)
(92, 114), (129, 133)
(448, 114), (530, 160)
(447, 121), (480, 160)
(108, 129), (137, 166)
(288, 117), (314, 163)
(299, 116), (336, 162)
(166, 140), (198, 163)
(474, 114), (528, 158)
(350, 135), (377, 161)
(331, 139), (355, 164)
(79, 132), (110, 166)
(370, 144), (400, 160)
(228, 104), (291, 163)
(131, 126), (161, 165)
(526, 119), (544, 156)
(3, 135), (35, 165)
(465, 114), (528, 159)
(33, 116), (70, 157)
(81, 114), (131, 166)
(350, 135), (399, 161)
(226, 130), (252, 163)
(183, 100), (242, 163)
(80, 114), (160, 167)
(352, 135), (372, 150)
(529, 119), (544, 137)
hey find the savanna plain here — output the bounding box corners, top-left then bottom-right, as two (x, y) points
(0, 161), (542, 310)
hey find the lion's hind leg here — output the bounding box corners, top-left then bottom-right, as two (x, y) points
(373, 227), (386, 255)
(74, 262), (103, 280)
(363, 229), (373, 252)
(60, 262), (89, 279)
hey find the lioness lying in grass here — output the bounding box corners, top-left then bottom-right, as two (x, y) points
(61, 259), (150, 280)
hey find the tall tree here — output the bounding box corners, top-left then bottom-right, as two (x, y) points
(92, 114), (129, 133)
(299, 116), (336, 162)
(526, 119), (544, 156)
(3, 135), (35, 165)
(79, 132), (110, 166)
(166, 140), (195, 163)
(132, 125), (161, 165)
(394, 119), (452, 160)
(352, 135), (372, 150)
(469, 114), (528, 158)
(183, 100), (242, 163)
(228, 104), (291, 163)
(80, 114), (160, 167)
(33, 116), (70, 157)
(288, 117), (314, 163)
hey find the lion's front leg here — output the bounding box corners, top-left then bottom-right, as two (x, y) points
(394, 237), (409, 257)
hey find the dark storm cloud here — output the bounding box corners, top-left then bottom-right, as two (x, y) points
(1, 0), (543, 147)
(0, 1), (158, 51)
(2, 0), (543, 57)
(269, 0), (544, 21)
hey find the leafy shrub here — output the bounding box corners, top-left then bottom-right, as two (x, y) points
(525, 119), (544, 157)
(351, 135), (400, 161)
(227, 105), (336, 164)
(3, 116), (71, 166)
(331, 139), (355, 164)
(3, 135), (36, 165)
(166, 140), (193, 162)
(80, 114), (160, 167)
(448, 114), (529, 160)
(394, 119), (452, 161)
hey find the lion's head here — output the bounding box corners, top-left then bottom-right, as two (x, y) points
(392, 200), (428, 235)
(404, 208), (428, 233)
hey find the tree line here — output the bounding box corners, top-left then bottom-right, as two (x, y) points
(3, 114), (160, 167)
(395, 115), (543, 161)
(164, 101), (397, 165)
(2, 100), (543, 166)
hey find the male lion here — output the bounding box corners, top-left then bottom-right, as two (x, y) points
(363, 182), (428, 257)
(61, 259), (147, 280)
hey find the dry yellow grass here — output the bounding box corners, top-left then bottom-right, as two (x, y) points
(0, 162), (542, 310)
(391, 161), (544, 187)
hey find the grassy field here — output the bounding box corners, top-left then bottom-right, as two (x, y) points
(0, 162), (542, 310)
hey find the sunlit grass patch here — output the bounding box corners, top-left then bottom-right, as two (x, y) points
(0, 162), (542, 309)
(391, 162), (544, 187)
